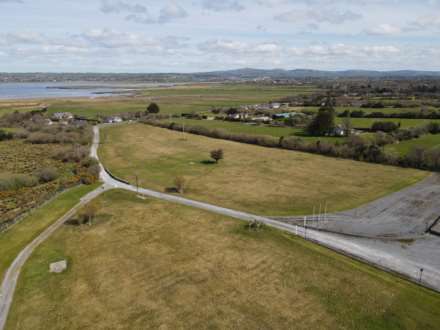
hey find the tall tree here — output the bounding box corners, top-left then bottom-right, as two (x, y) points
(306, 95), (336, 136)
(146, 102), (160, 114)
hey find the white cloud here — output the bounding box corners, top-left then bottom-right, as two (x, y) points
(276, 7), (362, 25)
(365, 24), (401, 36)
(100, 0), (187, 24)
(406, 14), (440, 31)
(201, 0), (244, 12)
(159, 3), (187, 23)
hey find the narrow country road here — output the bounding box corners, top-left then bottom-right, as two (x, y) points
(1, 124), (440, 330)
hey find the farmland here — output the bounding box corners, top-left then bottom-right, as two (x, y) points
(159, 118), (344, 143)
(0, 83), (320, 119)
(7, 189), (440, 329)
(99, 124), (426, 216)
(386, 134), (440, 156)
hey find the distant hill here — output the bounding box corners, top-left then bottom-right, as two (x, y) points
(1, 68), (440, 83)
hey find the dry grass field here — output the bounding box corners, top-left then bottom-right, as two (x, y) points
(7, 190), (440, 329)
(99, 124), (427, 216)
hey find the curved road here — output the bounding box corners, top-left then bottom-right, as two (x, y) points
(1, 124), (440, 330)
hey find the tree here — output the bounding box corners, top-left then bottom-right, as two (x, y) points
(174, 176), (186, 194)
(79, 202), (99, 226)
(210, 149), (224, 163)
(341, 112), (353, 137)
(306, 95), (336, 136)
(146, 102), (160, 114)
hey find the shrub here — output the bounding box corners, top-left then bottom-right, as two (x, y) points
(0, 129), (13, 141)
(375, 132), (396, 147)
(427, 122), (440, 134)
(174, 176), (186, 194)
(27, 132), (56, 144)
(53, 146), (89, 163)
(371, 121), (399, 133)
(210, 149), (224, 163)
(0, 174), (39, 191)
(78, 202), (99, 226)
(146, 102), (160, 114)
(245, 220), (265, 231)
(35, 167), (59, 183)
(13, 129), (29, 139)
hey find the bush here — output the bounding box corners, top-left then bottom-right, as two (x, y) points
(210, 149), (224, 163)
(371, 121), (399, 133)
(427, 122), (440, 134)
(0, 129), (13, 141)
(146, 102), (160, 114)
(0, 174), (39, 191)
(78, 202), (99, 226)
(35, 167), (59, 183)
(27, 132), (56, 144)
(174, 176), (186, 194)
(53, 146), (89, 163)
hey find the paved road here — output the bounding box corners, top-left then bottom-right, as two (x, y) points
(274, 174), (440, 239)
(91, 126), (440, 292)
(1, 125), (440, 330)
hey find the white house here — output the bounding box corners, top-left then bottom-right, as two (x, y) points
(52, 112), (74, 121)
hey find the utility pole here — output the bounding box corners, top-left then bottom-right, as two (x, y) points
(419, 268), (424, 283)
(135, 175), (139, 194)
(304, 216), (307, 240)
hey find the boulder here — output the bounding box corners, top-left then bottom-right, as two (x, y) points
(49, 260), (67, 273)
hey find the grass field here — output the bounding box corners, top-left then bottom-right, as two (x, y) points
(386, 134), (440, 156)
(7, 189), (440, 329)
(99, 124), (427, 216)
(0, 184), (99, 281)
(0, 83), (319, 118)
(338, 117), (440, 129)
(159, 118), (344, 143)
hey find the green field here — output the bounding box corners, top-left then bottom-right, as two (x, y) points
(0, 184), (99, 280)
(386, 134), (440, 156)
(0, 83), (320, 118)
(99, 124), (427, 216)
(159, 118), (344, 143)
(7, 189), (440, 329)
(339, 117), (440, 129)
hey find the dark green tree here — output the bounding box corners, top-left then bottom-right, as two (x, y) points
(146, 102), (160, 114)
(306, 96), (336, 136)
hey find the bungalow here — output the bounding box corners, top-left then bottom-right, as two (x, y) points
(104, 116), (123, 124)
(332, 125), (346, 137)
(251, 116), (272, 123)
(52, 112), (74, 121)
(273, 112), (305, 120)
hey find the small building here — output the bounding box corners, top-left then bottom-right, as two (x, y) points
(104, 116), (123, 124)
(52, 112), (74, 121)
(251, 116), (272, 123)
(333, 125), (346, 137)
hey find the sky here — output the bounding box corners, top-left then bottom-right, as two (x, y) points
(0, 0), (439, 72)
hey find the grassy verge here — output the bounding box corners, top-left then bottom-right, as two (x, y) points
(0, 184), (100, 280)
(386, 134), (440, 156)
(7, 189), (440, 329)
(99, 124), (427, 216)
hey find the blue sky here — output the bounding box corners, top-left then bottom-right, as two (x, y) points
(0, 0), (439, 72)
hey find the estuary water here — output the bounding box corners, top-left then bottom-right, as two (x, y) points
(0, 82), (134, 99)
